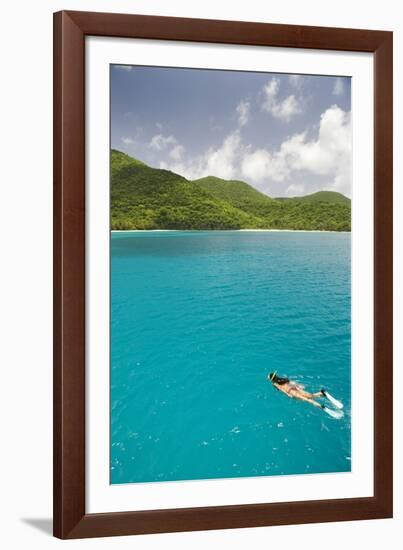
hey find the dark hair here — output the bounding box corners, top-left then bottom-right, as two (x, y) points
(269, 373), (289, 385)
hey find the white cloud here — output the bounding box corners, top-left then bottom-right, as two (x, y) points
(264, 78), (280, 99)
(157, 105), (351, 196)
(241, 149), (289, 184)
(261, 77), (302, 122)
(121, 136), (135, 145)
(160, 157), (206, 181)
(286, 183), (305, 196)
(285, 105), (351, 177)
(149, 134), (177, 150)
(160, 131), (242, 181)
(243, 104), (351, 195)
(236, 100), (250, 127)
(277, 95), (301, 121)
(169, 144), (185, 161)
(205, 131), (241, 179)
(333, 77), (345, 96)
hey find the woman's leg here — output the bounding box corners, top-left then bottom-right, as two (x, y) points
(298, 389), (321, 399)
(297, 395), (323, 408)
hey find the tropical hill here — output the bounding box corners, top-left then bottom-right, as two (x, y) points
(111, 150), (351, 231)
(276, 190), (350, 205)
(193, 176), (276, 219)
(111, 150), (261, 230)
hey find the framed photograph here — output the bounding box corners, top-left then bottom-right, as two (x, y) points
(53, 11), (393, 539)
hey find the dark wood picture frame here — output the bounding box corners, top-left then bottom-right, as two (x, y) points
(53, 10), (393, 539)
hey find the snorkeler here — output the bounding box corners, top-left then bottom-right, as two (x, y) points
(268, 372), (344, 419)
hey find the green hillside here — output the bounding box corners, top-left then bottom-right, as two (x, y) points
(276, 190), (350, 204)
(111, 150), (261, 230)
(111, 150), (351, 231)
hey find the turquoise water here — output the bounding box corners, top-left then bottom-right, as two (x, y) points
(111, 231), (351, 484)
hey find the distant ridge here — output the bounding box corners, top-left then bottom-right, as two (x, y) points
(111, 150), (351, 231)
(276, 190), (350, 204)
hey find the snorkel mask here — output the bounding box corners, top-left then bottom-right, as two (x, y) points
(269, 371), (278, 382)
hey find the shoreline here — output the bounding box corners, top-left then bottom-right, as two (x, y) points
(111, 229), (351, 234)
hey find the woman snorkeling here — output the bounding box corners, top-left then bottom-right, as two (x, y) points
(268, 372), (344, 419)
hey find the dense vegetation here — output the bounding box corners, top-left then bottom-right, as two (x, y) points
(111, 150), (351, 231)
(276, 190), (350, 204)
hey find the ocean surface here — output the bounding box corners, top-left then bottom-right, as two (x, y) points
(111, 231), (351, 484)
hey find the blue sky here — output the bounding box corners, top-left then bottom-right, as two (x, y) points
(111, 66), (351, 197)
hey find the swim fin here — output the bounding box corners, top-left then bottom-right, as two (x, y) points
(323, 406), (344, 420)
(322, 390), (344, 410)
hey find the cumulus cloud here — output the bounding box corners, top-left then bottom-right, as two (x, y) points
(242, 104), (351, 195)
(333, 77), (345, 96)
(236, 100), (250, 127)
(160, 131), (242, 181)
(160, 160), (200, 180)
(285, 105), (351, 178)
(261, 77), (302, 122)
(241, 149), (289, 183)
(169, 144), (185, 161)
(157, 105), (351, 196)
(286, 183), (306, 196)
(204, 131), (241, 179)
(149, 134), (177, 150)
